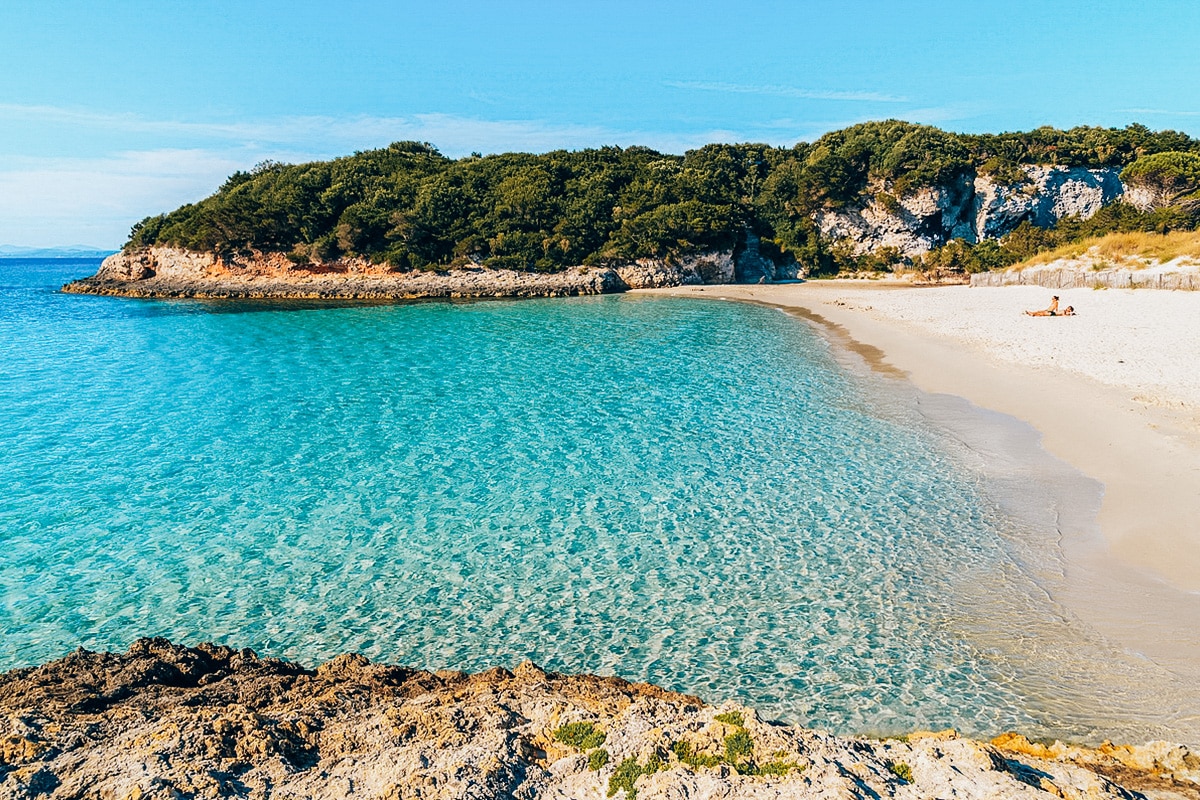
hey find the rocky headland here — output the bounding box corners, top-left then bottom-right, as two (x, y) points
(1, 639), (1198, 800)
(61, 234), (785, 301)
(61, 161), (1158, 301)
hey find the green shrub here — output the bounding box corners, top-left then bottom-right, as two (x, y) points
(724, 730), (754, 764)
(553, 721), (606, 750)
(750, 759), (802, 776)
(888, 761), (913, 782)
(588, 748), (610, 771)
(714, 711), (745, 727)
(1121, 151), (1200, 202)
(671, 740), (721, 768)
(607, 754), (664, 799)
(875, 192), (902, 214)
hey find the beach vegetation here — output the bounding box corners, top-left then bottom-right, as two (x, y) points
(752, 758), (804, 776)
(1021, 229), (1200, 267)
(607, 753), (665, 799)
(553, 721), (607, 750)
(1120, 152), (1200, 205)
(671, 739), (722, 768)
(714, 710), (745, 727)
(672, 733), (801, 777)
(888, 761), (914, 782)
(905, 202), (1200, 276)
(724, 729), (754, 764)
(588, 748), (610, 771)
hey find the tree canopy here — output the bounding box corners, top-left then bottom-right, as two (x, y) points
(126, 122), (1200, 274)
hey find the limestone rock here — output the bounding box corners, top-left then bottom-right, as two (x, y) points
(67, 247), (629, 300)
(0, 639), (1195, 799)
(68, 245), (747, 299)
(813, 174), (977, 256)
(613, 249), (736, 289)
(973, 166), (1124, 240)
(811, 166), (1127, 259)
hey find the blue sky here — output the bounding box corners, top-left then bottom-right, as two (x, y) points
(2, 0), (1199, 247)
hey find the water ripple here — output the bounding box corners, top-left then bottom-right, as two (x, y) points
(0, 260), (1190, 743)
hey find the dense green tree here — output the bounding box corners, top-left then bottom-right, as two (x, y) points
(126, 123), (1200, 273)
(1120, 152), (1200, 206)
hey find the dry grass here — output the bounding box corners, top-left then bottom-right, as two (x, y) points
(1019, 230), (1200, 269)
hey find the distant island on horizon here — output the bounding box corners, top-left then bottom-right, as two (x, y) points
(0, 244), (117, 259)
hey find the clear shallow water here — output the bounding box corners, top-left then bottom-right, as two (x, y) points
(0, 259), (1192, 742)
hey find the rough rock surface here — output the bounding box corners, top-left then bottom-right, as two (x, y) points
(813, 174), (977, 256)
(1, 640), (1197, 800)
(973, 167), (1124, 241)
(815, 166), (1125, 257)
(63, 248), (626, 300)
(613, 249), (736, 289)
(63, 233), (777, 300)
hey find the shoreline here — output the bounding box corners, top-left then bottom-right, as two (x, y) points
(58, 244), (746, 300)
(1, 638), (1196, 799)
(642, 282), (1200, 695)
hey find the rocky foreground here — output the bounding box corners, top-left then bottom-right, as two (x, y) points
(60, 238), (787, 300)
(1, 640), (1198, 800)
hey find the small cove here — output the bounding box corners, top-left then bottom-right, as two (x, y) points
(1, 258), (1197, 745)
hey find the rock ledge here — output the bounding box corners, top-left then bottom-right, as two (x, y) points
(1, 639), (1197, 799)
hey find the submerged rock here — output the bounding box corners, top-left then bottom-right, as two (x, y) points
(0, 639), (1196, 799)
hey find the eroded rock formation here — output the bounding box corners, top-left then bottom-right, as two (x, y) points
(1, 639), (1197, 799)
(63, 237), (774, 300)
(817, 166), (1125, 257)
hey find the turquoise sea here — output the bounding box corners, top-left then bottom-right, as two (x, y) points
(0, 258), (1193, 743)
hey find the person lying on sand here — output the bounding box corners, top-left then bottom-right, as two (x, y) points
(1026, 296), (1059, 316)
(1025, 304), (1075, 317)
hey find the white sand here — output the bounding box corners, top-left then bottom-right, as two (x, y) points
(809, 283), (1200, 411)
(644, 280), (1200, 692)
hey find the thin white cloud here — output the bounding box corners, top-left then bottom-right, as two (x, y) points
(1118, 107), (1200, 118)
(666, 80), (908, 103)
(0, 103), (728, 155)
(2, 102), (974, 162)
(0, 150), (245, 248)
(0, 103), (985, 248)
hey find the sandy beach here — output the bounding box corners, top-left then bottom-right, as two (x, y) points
(644, 281), (1200, 687)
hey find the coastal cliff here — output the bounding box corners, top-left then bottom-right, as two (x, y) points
(62, 225), (799, 299)
(62, 164), (1129, 301)
(63, 245), (745, 300)
(1, 639), (1198, 800)
(814, 166), (1125, 257)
